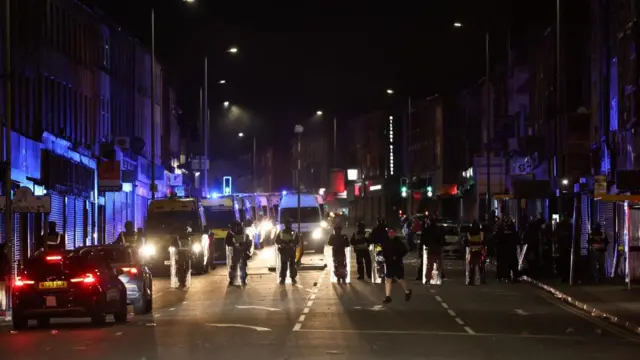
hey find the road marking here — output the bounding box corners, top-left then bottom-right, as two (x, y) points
(435, 296), (443, 302)
(441, 303), (449, 309)
(294, 328), (580, 339)
(447, 310), (456, 317)
(235, 305), (281, 311)
(169, 308), (175, 311)
(292, 269), (327, 332)
(514, 309), (530, 315)
(464, 326), (476, 335)
(455, 318), (465, 325)
(433, 294), (475, 335)
(207, 324), (271, 331)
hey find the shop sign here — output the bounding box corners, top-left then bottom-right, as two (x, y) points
(594, 175), (607, 196)
(98, 160), (122, 192)
(9, 187), (51, 213)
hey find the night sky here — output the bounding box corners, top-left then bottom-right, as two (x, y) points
(81, 0), (555, 154)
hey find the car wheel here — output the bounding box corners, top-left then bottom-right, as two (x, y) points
(36, 317), (51, 328)
(114, 300), (128, 323)
(12, 315), (28, 330)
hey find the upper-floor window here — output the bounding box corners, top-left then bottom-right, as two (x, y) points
(103, 37), (110, 68)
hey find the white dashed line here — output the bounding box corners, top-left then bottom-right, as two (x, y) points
(292, 269), (326, 332)
(434, 294), (475, 335)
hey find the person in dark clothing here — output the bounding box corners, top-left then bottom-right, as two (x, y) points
(376, 225), (412, 304)
(465, 220), (485, 285)
(225, 221), (253, 286)
(421, 217), (445, 283)
(350, 221), (372, 280)
(45, 221), (65, 251)
(496, 217), (520, 282)
(0, 242), (9, 314)
(329, 225), (350, 283)
(588, 222), (608, 283)
(274, 219), (300, 284)
(115, 221), (138, 246)
(554, 214), (573, 282)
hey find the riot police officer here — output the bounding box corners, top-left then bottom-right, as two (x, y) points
(225, 221), (253, 286)
(115, 221), (138, 246)
(275, 219), (300, 284)
(350, 221), (372, 280)
(45, 221), (65, 251)
(588, 222), (608, 283)
(465, 220), (485, 285)
(329, 224), (350, 283)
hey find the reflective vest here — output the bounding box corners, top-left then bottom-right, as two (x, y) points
(468, 234), (483, 251)
(279, 230), (296, 246)
(590, 234), (605, 250)
(353, 232), (370, 250)
(618, 244), (625, 252)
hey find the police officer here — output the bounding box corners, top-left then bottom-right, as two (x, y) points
(115, 221), (138, 246)
(45, 221), (65, 251)
(225, 221), (253, 286)
(350, 221), (372, 280)
(275, 219), (300, 284)
(588, 222), (608, 283)
(554, 214), (573, 282)
(329, 224), (350, 283)
(465, 220), (485, 285)
(497, 217), (520, 282)
(421, 216), (445, 282)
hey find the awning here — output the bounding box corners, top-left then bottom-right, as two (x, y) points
(594, 194), (640, 202)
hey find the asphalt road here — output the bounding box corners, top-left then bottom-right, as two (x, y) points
(1, 246), (639, 360)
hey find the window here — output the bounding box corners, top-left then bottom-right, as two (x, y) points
(103, 37), (110, 68)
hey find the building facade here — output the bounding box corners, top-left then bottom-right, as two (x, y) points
(0, 0), (185, 272)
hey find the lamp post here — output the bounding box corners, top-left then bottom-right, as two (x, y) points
(294, 125), (304, 237)
(238, 133), (257, 192)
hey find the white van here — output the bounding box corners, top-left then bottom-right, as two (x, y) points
(278, 192), (328, 253)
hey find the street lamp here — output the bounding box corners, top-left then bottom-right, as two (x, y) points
(453, 22), (463, 27)
(294, 125), (304, 238)
(218, 80), (226, 84)
(228, 47), (238, 54)
(223, 101), (230, 108)
(316, 110), (323, 115)
(238, 132), (244, 137)
(183, 0), (195, 2)
(386, 89), (394, 94)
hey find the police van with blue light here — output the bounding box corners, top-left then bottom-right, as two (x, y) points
(202, 195), (241, 265)
(277, 192), (329, 253)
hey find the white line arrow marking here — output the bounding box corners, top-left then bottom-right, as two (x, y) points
(206, 324), (271, 331)
(514, 309), (530, 315)
(235, 305), (281, 311)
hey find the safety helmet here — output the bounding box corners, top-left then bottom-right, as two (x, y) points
(376, 217), (385, 225)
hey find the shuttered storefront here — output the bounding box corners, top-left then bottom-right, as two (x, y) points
(616, 202), (627, 276)
(114, 192), (123, 236)
(75, 198), (85, 247)
(136, 195), (147, 230)
(580, 195), (591, 256)
(12, 214), (20, 274)
(65, 196), (76, 249)
(105, 192), (115, 244)
(87, 202), (94, 246)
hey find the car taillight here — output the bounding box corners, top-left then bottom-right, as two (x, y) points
(122, 267), (138, 275)
(71, 273), (96, 284)
(46, 255), (62, 262)
(14, 276), (35, 287)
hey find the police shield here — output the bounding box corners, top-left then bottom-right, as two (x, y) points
(326, 245), (351, 283)
(169, 247), (179, 289)
(465, 247), (482, 285)
(371, 245), (384, 283)
(423, 246), (442, 285)
(226, 245), (241, 285)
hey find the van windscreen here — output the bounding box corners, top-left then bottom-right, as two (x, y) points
(280, 207), (320, 223)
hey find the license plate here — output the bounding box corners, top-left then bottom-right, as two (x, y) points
(39, 281), (67, 289)
(45, 296), (57, 307)
(164, 260), (171, 265)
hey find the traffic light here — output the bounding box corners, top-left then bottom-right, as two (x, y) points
(426, 186), (433, 197)
(400, 177), (408, 198)
(223, 176), (232, 195)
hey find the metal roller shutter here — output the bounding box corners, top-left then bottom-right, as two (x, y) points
(580, 195), (590, 256)
(123, 192), (131, 226)
(135, 195), (146, 230)
(12, 214), (20, 275)
(76, 198), (85, 248)
(106, 192), (115, 244)
(114, 192), (123, 236)
(87, 202), (94, 246)
(65, 196), (76, 250)
(614, 202), (626, 276)
(49, 192), (65, 234)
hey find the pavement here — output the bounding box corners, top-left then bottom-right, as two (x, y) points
(1, 247), (639, 360)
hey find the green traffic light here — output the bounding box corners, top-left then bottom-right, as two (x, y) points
(426, 186), (432, 191)
(401, 186), (407, 192)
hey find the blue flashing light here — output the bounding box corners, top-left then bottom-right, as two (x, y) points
(282, 190), (287, 195)
(212, 192), (220, 198)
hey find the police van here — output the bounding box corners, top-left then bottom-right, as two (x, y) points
(278, 192), (328, 253)
(141, 197), (210, 275)
(201, 196), (241, 265)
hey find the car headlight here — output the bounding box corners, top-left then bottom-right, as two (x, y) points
(262, 221), (273, 231)
(140, 244), (156, 257)
(320, 220), (328, 228)
(312, 228), (323, 239)
(192, 243), (202, 253)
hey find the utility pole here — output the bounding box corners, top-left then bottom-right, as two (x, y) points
(485, 31), (492, 219)
(332, 116), (337, 167)
(252, 135), (257, 192)
(4, 0), (14, 282)
(150, 8), (156, 199)
(204, 57), (209, 196)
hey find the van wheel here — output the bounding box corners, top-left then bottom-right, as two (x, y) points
(114, 301), (128, 323)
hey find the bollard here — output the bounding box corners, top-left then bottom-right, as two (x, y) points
(327, 246), (351, 283)
(371, 245), (384, 284)
(226, 246), (240, 286)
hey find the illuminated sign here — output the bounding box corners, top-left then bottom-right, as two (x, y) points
(370, 185), (382, 191)
(389, 116), (394, 175)
(223, 176), (232, 195)
(347, 169), (359, 181)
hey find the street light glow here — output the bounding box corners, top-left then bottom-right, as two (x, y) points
(453, 22), (463, 27)
(228, 47), (238, 53)
(223, 101), (230, 107)
(183, 0), (195, 2)
(386, 89), (394, 94)
(316, 110), (323, 115)
(238, 132), (244, 137)
(218, 80), (226, 84)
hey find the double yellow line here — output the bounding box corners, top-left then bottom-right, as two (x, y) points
(536, 289), (640, 345)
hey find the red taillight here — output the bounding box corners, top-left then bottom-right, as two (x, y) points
(46, 255), (62, 262)
(122, 267), (138, 275)
(71, 273), (96, 284)
(14, 276), (35, 287)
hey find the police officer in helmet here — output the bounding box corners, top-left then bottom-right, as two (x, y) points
(275, 218), (300, 284)
(350, 221), (372, 280)
(225, 221), (253, 286)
